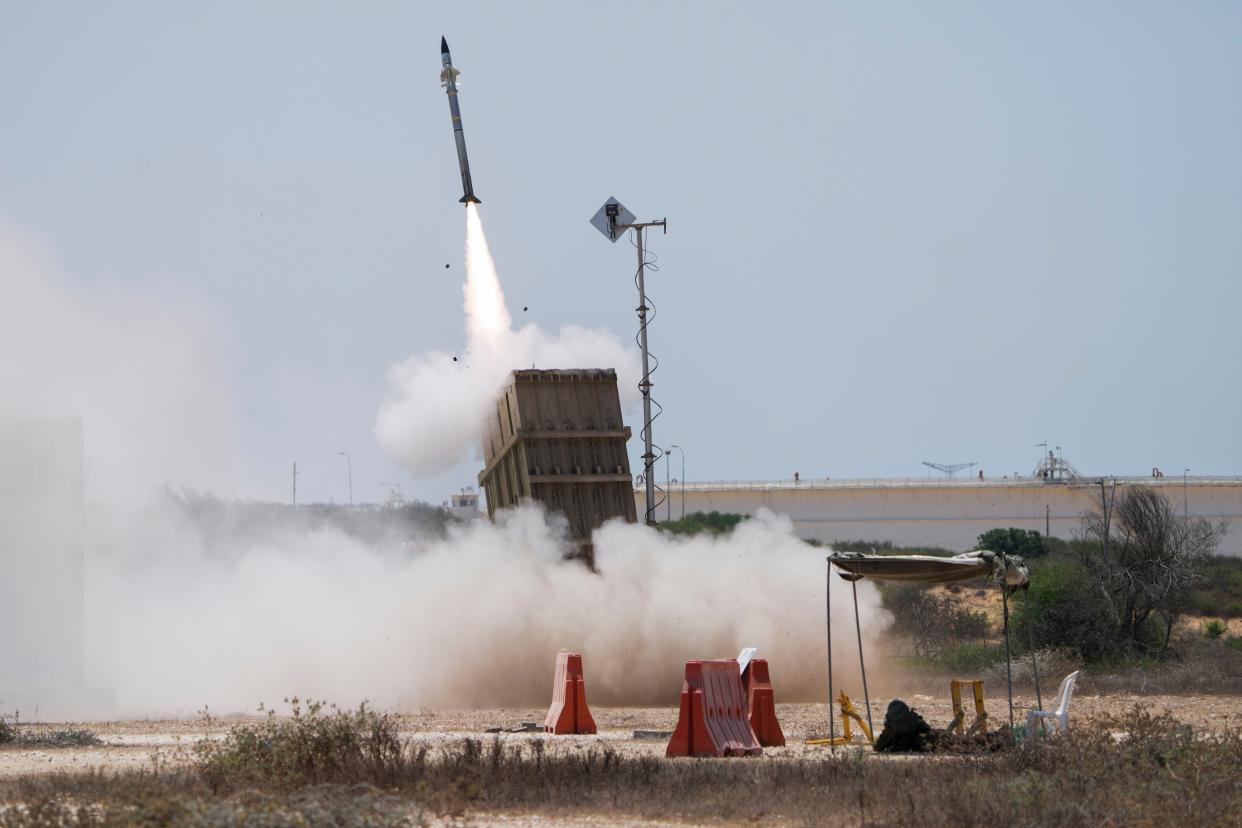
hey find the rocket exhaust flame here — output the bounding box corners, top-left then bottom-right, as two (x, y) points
(464, 203), (510, 353)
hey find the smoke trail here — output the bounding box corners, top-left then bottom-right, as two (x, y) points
(375, 206), (638, 476)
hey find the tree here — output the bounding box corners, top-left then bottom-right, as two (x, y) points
(1079, 484), (1225, 656)
(657, 511), (748, 536)
(977, 527), (1049, 559)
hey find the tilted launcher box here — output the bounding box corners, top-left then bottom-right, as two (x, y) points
(478, 369), (637, 559)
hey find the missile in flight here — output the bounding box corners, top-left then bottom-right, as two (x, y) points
(440, 36), (481, 205)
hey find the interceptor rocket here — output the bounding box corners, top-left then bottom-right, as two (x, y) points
(440, 36), (480, 205)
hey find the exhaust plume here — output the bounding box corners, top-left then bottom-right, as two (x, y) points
(375, 205), (638, 476)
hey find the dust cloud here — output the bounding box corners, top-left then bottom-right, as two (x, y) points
(85, 504), (888, 715)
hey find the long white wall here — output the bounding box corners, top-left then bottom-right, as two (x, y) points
(637, 477), (1242, 556)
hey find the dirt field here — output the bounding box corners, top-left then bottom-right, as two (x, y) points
(4, 693), (1239, 779)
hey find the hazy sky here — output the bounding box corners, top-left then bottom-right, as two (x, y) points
(2, 3), (1239, 505)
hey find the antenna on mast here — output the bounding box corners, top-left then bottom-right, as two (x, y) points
(922, 461), (978, 478)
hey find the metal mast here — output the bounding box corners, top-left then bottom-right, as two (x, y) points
(631, 220), (665, 525)
(590, 197), (668, 526)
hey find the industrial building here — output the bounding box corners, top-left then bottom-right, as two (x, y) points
(479, 369), (637, 559)
(641, 475), (1242, 556)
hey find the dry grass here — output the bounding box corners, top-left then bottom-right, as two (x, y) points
(0, 704), (1239, 826)
(1077, 631), (1242, 695)
(0, 717), (101, 749)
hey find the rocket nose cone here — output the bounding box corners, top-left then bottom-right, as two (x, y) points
(440, 36), (450, 54)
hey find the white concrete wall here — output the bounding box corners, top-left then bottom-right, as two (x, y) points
(639, 478), (1242, 555)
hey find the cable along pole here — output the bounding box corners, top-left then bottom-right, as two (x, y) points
(590, 197), (667, 525)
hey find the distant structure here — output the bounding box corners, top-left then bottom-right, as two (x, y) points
(448, 487), (482, 521)
(635, 473), (1242, 556)
(921, 461), (977, 478)
(479, 369), (637, 562)
(1033, 445), (1081, 482)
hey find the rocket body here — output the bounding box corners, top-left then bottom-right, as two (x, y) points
(440, 37), (480, 205)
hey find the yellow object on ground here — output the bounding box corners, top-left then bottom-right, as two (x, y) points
(806, 690), (874, 746)
(949, 679), (988, 736)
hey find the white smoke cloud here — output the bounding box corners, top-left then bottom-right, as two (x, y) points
(0, 221), (894, 721)
(0, 226), (239, 501)
(86, 505), (888, 715)
(375, 205), (639, 476)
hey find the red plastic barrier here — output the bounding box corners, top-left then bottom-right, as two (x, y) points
(544, 652), (597, 735)
(741, 658), (786, 747)
(666, 660), (762, 757)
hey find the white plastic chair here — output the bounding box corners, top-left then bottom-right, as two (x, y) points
(1026, 670), (1080, 737)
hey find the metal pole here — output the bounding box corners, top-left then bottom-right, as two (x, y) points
(1045, 504), (1050, 537)
(635, 226), (656, 526)
(668, 444), (684, 519)
(1184, 469), (1190, 516)
(1027, 613), (1043, 712)
(665, 448), (671, 521)
(1002, 588), (1015, 732)
(851, 579), (875, 739)
(826, 559), (835, 749)
(292, 462), (298, 507)
(680, 449), (685, 518)
(339, 452), (353, 506)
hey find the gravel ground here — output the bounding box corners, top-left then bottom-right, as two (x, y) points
(3, 693), (1239, 778)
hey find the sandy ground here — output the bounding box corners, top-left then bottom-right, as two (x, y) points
(3, 693), (1239, 779)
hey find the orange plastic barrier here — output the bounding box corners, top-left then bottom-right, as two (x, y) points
(544, 652), (597, 735)
(666, 660), (762, 757)
(741, 658), (786, 747)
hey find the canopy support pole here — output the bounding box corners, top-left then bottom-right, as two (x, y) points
(851, 579), (875, 739)
(1001, 587), (1015, 732)
(1028, 617), (1043, 712)
(825, 559), (836, 750)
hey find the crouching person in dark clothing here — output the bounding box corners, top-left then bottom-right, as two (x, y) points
(874, 700), (939, 752)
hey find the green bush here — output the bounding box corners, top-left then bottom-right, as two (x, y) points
(1225, 636), (1242, 652)
(1187, 556), (1242, 618)
(900, 643), (1005, 674)
(1012, 558), (1114, 660)
(657, 511), (748, 536)
(1204, 619), (1228, 639)
(940, 643), (1003, 673)
(977, 528), (1051, 559)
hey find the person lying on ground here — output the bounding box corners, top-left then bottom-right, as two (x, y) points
(873, 699), (939, 752)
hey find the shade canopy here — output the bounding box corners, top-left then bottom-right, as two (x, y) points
(823, 548), (1034, 744)
(828, 550), (1029, 589)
